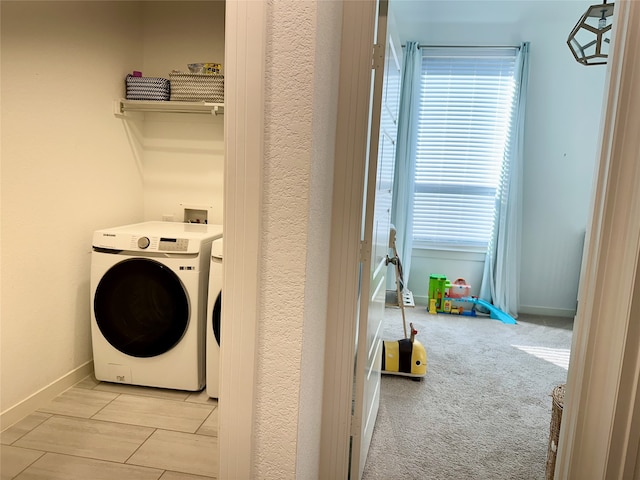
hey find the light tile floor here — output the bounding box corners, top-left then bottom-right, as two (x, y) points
(1, 375), (218, 480)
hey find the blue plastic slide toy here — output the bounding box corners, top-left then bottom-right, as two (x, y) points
(461, 297), (517, 324)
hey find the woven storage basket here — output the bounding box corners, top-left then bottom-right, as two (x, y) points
(169, 72), (224, 103)
(545, 384), (565, 480)
(126, 75), (170, 101)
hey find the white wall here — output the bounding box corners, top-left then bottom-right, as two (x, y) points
(0, 1), (144, 416)
(139, 113), (224, 224)
(0, 1), (225, 422)
(138, 2), (225, 225)
(254, 0), (341, 477)
(391, 0), (607, 315)
(518, 7), (604, 317)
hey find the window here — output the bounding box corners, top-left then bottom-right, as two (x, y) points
(413, 47), (518, 250)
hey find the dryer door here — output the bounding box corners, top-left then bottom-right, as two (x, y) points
(94, 258), (189, 358)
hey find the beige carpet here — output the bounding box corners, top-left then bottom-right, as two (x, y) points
(362, 307), (572, 480)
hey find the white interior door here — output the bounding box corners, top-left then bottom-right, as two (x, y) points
(350, 1), (391, 478)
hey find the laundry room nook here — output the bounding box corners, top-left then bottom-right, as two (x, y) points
(1, 2), (226, 478)
(117, 2), (225, 225)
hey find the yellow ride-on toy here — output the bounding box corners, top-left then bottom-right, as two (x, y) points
(382, 227), (427, 379)
(381, 322), (427, 379)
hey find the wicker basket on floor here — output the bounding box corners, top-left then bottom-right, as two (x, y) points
(545, 383), (565, 480)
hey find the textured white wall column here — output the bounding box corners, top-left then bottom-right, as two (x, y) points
(254, 1), (341, 477)
(221, 0), (344, 477)
(295, 1), (343, 478)
(255, 0), (314, 474)
(217, 1), (341, 476)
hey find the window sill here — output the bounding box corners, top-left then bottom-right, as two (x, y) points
(411, 244), (486, 262)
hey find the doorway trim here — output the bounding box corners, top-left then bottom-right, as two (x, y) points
(219, 1), (266, 478)
(318, 1), (379, 477)
(557, 0), (640, 477)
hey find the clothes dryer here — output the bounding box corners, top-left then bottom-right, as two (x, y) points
(90, 221), (223, 391)
(206, 238), (223, 398)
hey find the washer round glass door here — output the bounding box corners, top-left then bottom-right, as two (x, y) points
(212, 291), (221, 346)
(94, 258), (190, 358)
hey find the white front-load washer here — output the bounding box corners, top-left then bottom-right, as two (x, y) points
(206, 238), (223, 398)
(90, 221), (223, 391)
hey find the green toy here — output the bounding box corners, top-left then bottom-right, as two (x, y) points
(428, 274), (450, 313)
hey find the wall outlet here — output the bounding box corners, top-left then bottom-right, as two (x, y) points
(162, 214), (174, 222)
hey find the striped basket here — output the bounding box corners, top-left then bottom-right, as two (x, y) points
(125, 75), (170, 101)
(169, 72), (224, 103)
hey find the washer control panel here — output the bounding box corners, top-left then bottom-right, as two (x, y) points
(126, 236), (189, 252)
(92, 222), (222, 255)
(158, 237), (189, 252)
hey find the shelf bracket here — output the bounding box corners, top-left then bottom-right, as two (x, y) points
(114, 99), (126, 117)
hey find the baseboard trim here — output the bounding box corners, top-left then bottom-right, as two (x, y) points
(518, 304), (576, 318)
(412, 294), (429, 307)
(413, 297), (576, 318)
(0, 360), (94, 430)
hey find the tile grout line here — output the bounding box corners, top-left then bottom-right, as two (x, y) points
(15, 449), (168, 476)
(37, 412), (160, 467)
(89, 392), (122, 419)
(0, 413), (52, 446)
(123, 427), (158, 466)
(8, 448), (46, 479)
(193, 405), (217, 434)
(84, 379), (223, 404)
(95, 392), (216, 433)
(25, 411), (160, 429)
(38, 398), (213, 435)
(125, 428), (218, 478)
(7, 380), (218, 476)
(6, 415), (59, 445)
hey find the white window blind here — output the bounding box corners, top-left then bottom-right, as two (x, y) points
(413, 47), (518, 249)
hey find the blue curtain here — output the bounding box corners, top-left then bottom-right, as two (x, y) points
(391, 41), (421, 290)
(479, 42), (530, 318)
